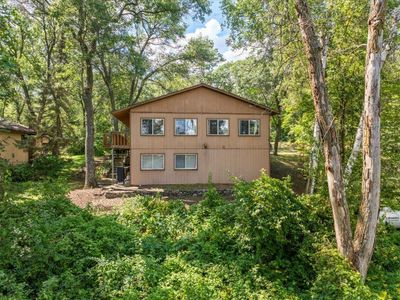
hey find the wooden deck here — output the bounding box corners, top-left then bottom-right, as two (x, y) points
(103, 132), (130, 149)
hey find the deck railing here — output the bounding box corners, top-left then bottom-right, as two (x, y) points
(103, 131), (130, 149)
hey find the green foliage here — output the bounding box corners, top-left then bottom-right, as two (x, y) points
(232, 175), (306, 260)
(309, 247), (374, 299)
(0, 184), (137, 298)
(1, 173), (399, 298)
(367, 225), (400, 297)
(9, 156), (67, 182)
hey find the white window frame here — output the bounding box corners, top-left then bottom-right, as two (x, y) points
(174, 118), (198, 136)
(140, 154), (165, 170)
(238, 119), (261, 136)
(174, 154), (198, 170)
(140, 118), (165, 136)
(207, 119), (229, 136)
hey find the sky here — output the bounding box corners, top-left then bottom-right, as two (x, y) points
(183, 0), (249, 63)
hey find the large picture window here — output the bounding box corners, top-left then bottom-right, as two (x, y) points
(239, 119), (260, 136)
(207, 119), (229, 135)
(175, 119), (197, 135)
(140, 154), (164, 170)
(141, 118), (164, 135)
(174, 154), (198, 170)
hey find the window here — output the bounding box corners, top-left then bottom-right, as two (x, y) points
(207, 119), (229, 135)
(175, 119), (197, 135)
(141, 154), (164, 170)
(141, 118), (164, 135)
(239, 119), (260, 135)
(174, 154), (197, 170)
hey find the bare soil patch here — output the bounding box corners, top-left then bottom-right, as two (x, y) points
(68, 188), (128, 211)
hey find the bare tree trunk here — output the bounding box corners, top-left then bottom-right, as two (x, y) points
(307, 34), (328, 194)
(79, 37), (97, 188)
(307, 120), (320, 194)
(351, 0), (387, 281)
(344, 6), (398, 185)
(82, 55), (97, 188)
(98, 55), (119, 131)
(273, 97), (283, 155)
(295, 0), (353, 257)
(344, 114), (363, 185)
(273, 117), (282, 156)
(52, 102), (63, 156)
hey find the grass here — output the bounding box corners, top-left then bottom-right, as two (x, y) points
(270, 144), (307, 194)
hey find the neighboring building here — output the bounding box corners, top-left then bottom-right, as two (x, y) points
(0, 118), (36, 164)
(110, 84), (276, 185)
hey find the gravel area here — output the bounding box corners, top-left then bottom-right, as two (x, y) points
(68, 188), (128, 211)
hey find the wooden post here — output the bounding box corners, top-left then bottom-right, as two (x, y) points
(111, 148), (114, 182)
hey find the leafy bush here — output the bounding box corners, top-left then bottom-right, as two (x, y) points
(308, 247), (374, 299)
(0, 187), (138, 298)
(1, 173), (398, 299)
(10, 155), (67, 182)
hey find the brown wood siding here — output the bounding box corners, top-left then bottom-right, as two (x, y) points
(129, 86), (270, 185)
(0, 132), (29, 164)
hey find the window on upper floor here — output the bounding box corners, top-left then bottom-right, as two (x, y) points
(239, 119), (260, 136)
(140, 154), (164, 170)
(141, 118), (164, 135)
(174, 154), (197, 170)
(175, 119), (197, 135)
(207, 119), (229, 135)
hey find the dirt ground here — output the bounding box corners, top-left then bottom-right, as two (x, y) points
(69, 188), (128, 211)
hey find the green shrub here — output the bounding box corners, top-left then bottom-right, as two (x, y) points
(232, 174), (307, 260)
(0, 190), (138, 298)
(1, 174), (398, 299)
(92, 255), (161, 299)
(10, 155), (67, 182)
(309, 247), (375, 299)
(366, 225), (400, 297)
(0, 270), (28, 299)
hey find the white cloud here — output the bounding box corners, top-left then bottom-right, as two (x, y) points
(185, 19), (225, 50)
(183, 18), (249, 63)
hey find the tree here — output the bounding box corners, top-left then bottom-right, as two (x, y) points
(59, 0), (117, 188)
(295, 0), (388, 280)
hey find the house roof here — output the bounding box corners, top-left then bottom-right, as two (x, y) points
(0, 118), (36, 135)
(112, 83), (278, 126)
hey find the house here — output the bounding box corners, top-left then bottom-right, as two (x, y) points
(108, 84), (276, 185)
(0, 118), (36, 164)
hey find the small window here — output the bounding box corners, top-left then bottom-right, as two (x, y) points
(174, 154), (197, 170)
(239, 119), (260, 135)
(175, 119), (197, 135)
(207, 119), (229, 135)
(141, 118), (164, 135)
(141, 154), (164, 170)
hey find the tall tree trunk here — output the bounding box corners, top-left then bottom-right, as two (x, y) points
(307, 34), (328, 194)
(344, 114), (363, 185)
(273, 97), (283, 155)
(307, 120), (320, 194)
(98, 56), (119, 131)
(52, 101), (63, 156)
(351, 0), (386, 281)
(295, 0), (353, 257)
(339, 100), (346, 163)
(273, 117), (282, 155)
(80, 40), (97, 188)
(344, 6), (398, 185)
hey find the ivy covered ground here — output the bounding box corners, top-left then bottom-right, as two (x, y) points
(1, 159), (399, 299)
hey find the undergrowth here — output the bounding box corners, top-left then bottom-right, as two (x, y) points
(0, 174), (399, 299)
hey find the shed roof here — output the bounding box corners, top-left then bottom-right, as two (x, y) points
(112, 83), (278, 126)
(0, 118), (36, 134)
